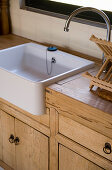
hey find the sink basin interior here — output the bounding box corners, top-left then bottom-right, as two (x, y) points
(0, 43), (94, 82)
(0, 43), (94, 115)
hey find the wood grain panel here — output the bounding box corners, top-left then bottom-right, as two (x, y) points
(56, 134), (112, 170)
(59, 115), (112, 161)
(0, 100), (50, 137)
(49, 108), (58, 170)
(0, 160), (13, 170)
(1, 111), (15, 169)
(46, 88), (112, 139)
(15, 119), (48, 170)
(59, 145), (103, 170)
(0, 0), (10, 35)
(1, 98), (50, 127)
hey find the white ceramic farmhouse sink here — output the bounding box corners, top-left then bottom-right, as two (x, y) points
(0, 43), (94, 115)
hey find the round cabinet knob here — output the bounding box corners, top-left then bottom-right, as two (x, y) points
(103, 143), (111, 154)
(9, 134), (14, 143)
(14, 137), (20, 145)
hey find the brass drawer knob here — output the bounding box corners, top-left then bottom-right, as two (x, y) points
(103, 143), (111, 154)
(14, 137), (20, 145)
(9, 134), (14, 143)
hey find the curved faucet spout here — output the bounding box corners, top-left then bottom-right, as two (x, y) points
(64, 7), (111, 41)
(64, 7), (111, 64)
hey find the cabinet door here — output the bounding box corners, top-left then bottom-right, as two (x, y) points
(0, 110), (2, 160)
(15, 119), (48, 170)
(1, 111), (15, 169)
(59, 145), (103, 170)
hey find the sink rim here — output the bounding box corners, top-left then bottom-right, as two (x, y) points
(0, 62), (94, 84)
(0, 43), (95, 84)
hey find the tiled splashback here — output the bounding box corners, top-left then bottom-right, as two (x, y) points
(10, 0), (112, 59)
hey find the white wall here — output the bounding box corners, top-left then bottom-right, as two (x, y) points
(10, 0), (111, 59)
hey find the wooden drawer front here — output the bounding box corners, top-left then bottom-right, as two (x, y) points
(59, 145), (103, 170)
(59, 115), (112, 161)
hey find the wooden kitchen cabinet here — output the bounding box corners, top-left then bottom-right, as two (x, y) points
(0, 82), (112, 170)
(0, 101), (112, 170)
(0, 110), (49, 170)
(46, 85), (112, 170)
(1, 110), (15, 169)
(47, 107), (112, 170)
(57, 112), (112, 170)
(59, 145), (103, 170)
(15, 119), (48, 170)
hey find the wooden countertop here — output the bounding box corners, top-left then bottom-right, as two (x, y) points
(0, 34), (30, 49)
(47, 65), (112, 115)
(0, 34), (112, 115)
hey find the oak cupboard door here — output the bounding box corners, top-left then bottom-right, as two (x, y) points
(0, 110), (2, 160)
(59, 145), (103, 170)
(1, 111), (15, 169)
(15, 119), (48, 170)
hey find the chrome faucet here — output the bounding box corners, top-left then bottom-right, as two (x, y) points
(64, 7), (111, 65)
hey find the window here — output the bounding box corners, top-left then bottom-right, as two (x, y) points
(24, 0), (112, 25)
